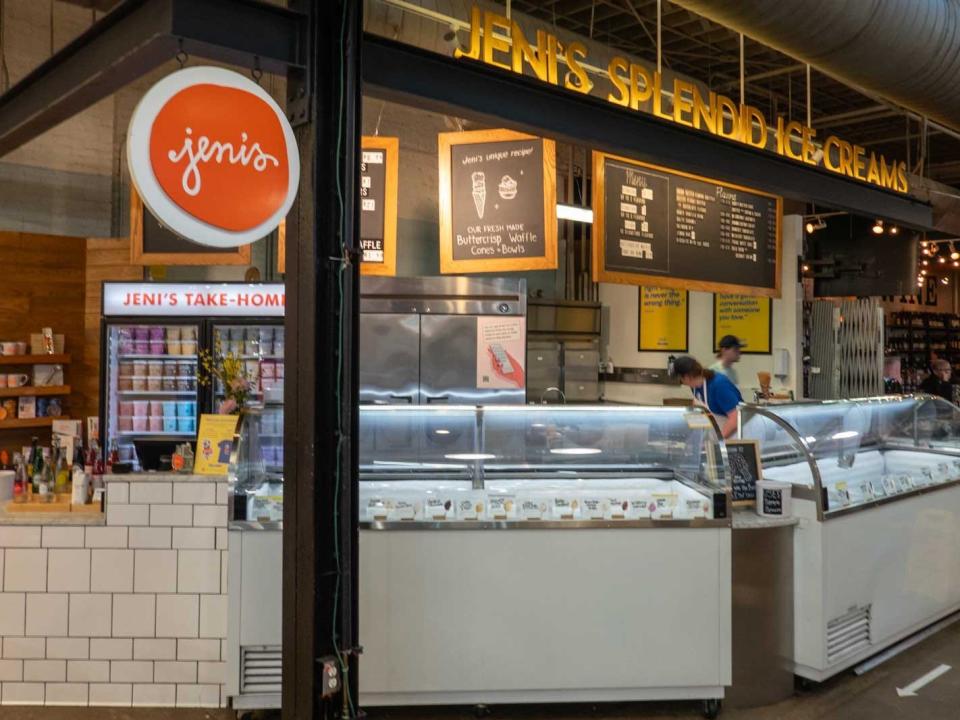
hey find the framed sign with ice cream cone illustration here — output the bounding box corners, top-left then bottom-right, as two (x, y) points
(438, 128), (557, 274)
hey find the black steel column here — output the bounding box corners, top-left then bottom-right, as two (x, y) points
(284, 0), (361, 717)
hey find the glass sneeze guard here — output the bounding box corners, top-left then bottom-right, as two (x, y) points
(740, 395), (960, 519)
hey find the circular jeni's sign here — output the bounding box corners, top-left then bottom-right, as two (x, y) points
(127, 67), (299, 248)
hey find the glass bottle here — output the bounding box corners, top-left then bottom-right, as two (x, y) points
(54, 439), (70, 497)
(12, 453), (26, 504)
(38, 455), (54, 503)
(26, 436), (39, 483)
(182, 443), (195, 473)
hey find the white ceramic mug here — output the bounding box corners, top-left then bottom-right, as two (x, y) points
(0, 342), (16, 356)
(0, 376), (7, 388)
(7, 374), (28, 388)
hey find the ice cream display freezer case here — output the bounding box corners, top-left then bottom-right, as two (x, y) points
(359, 404), (732, 711)
(739, 395), (960, 682)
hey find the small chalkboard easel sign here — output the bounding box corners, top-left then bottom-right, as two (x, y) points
(726, 439), (763, 506)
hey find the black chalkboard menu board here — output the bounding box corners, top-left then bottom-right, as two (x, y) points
(439, 129), (557, 274)
(726, 439), (763, 504)
(360, 136), (398, 277)
(592, 152), (781, 297)
(131, 189), (250, 266)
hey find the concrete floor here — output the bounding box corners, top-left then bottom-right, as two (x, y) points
(0, 621), (958, 719)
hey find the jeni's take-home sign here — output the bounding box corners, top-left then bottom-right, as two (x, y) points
(455, 6), (908, 194)
(127, 67), (300, 248)
(102, 283), (285, 317)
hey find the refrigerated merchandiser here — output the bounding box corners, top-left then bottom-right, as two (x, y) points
(100, 282), (284, 468)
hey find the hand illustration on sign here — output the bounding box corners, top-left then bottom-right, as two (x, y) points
(487, 344), (525, 388)
(471, 171), (486, 218)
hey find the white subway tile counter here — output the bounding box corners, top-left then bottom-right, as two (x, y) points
(0, 473), (230, 708)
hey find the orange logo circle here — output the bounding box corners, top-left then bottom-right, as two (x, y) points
(149, 84), (289, 232)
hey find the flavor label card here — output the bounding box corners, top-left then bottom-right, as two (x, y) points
(487, 494), (517, 520)
(605, 497), (631, 520)
(520, 498), (546, 520)
(581, 497), (606, 520)
(552, 496), (581, 520)
(456, 496), (484, 520)
(388, 499), (417, 521)
(424, 496), (454, 521)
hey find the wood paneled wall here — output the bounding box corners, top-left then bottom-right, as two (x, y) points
(83, 237), (142, 426)
(0, 232), (86, 451)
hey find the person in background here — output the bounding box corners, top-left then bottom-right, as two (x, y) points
(673, 355), (742, 438)
(920, 358), (954, 402)
(710, 335), (745, 389)
(883, 356), (903, 395)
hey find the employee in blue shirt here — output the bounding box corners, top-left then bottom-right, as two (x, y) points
(673, 355), (742, 438)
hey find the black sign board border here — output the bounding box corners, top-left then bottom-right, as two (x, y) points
(637, 286), (689, 353)
(130, 187), (251, 267)
(726, 439), (764, 506)
(438, 128), (557, 274)
(360, 135), (399, 277)
(591, 151), (782, 298)
(711, 295), (773, 355)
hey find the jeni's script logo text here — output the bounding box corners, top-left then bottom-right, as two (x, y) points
(149, 83), (289, 233)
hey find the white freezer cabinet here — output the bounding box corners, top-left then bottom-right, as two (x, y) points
(359, 404), (733, 714)
(740, 395), (960, 682)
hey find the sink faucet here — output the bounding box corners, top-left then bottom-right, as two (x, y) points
(540, 386), (566, 404)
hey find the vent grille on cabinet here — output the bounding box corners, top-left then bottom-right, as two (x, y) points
(241, 646), (282, 695)
(826, 605), (871, 664)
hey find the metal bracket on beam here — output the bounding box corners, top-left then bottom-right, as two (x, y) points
(0, 0), (306, 157)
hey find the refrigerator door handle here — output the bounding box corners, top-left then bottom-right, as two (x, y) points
(388, 393), (415, 404)
(424, 394), (450, 404)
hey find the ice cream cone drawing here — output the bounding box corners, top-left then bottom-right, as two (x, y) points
(472, 171), (487, 218)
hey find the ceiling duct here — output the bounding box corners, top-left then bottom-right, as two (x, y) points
(669, 0), (960, 133)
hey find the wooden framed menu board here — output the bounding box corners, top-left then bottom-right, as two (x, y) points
(438, 129), (557, 274)
(360, 136), (399, 276)
(592, 152), (781, 297)
(130, 188), (251, 266)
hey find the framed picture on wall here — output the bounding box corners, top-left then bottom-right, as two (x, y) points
(130, 188), (251, 266)
(713, 294), (773, 354)
(638, 287), (688, 352)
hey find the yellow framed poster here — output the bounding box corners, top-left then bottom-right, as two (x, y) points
(438, 128), (557, 274)
(194, 414), (241, 476)
(638, 287), (688, 352)
(713, 294), (772, 354)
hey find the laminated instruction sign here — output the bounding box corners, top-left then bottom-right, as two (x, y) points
(439, 129), (557, 274)
(713, 294), (772, 354)
(638, 287), (688, 352)
(592, 151), (781, 297)
(476, 316), (526, 389)
(194, 414), (241, 476)
(360, 136), (399, 276)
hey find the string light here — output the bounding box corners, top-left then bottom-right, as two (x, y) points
(872, 219), (884, 235)
(939, 256), (947, 264)
(889, 225), (899, 235)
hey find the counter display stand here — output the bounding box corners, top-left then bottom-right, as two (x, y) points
(740, 395), (960, 683)
(227, 404), (733, 717)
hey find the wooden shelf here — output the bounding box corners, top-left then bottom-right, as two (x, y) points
(0, 417), (61, 430)
(0, 385), (70, 398)
(0, 354), (70, 366)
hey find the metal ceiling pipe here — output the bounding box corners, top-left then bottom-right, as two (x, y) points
(669, 0), (960, 133)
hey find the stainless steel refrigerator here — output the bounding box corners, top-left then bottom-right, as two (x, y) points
(359, 277), (527, 406)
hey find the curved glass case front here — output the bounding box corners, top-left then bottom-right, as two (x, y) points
(740, 395), (960, 517)
(359, 404), (729, 524)
(228, 406), (284, 524)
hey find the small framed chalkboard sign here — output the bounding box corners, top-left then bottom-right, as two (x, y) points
(360, 136), (399, 277)
(438, 128), (557, 274)
(130, 188), (251, 266)
(726, 439), (763, 505)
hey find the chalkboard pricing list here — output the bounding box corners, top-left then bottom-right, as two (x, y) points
(360, 149), (386, 263)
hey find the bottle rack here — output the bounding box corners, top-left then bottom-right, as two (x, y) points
(885, 311), (960, 392)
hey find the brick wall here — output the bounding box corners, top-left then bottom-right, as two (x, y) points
(0, 476), (228, 707)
